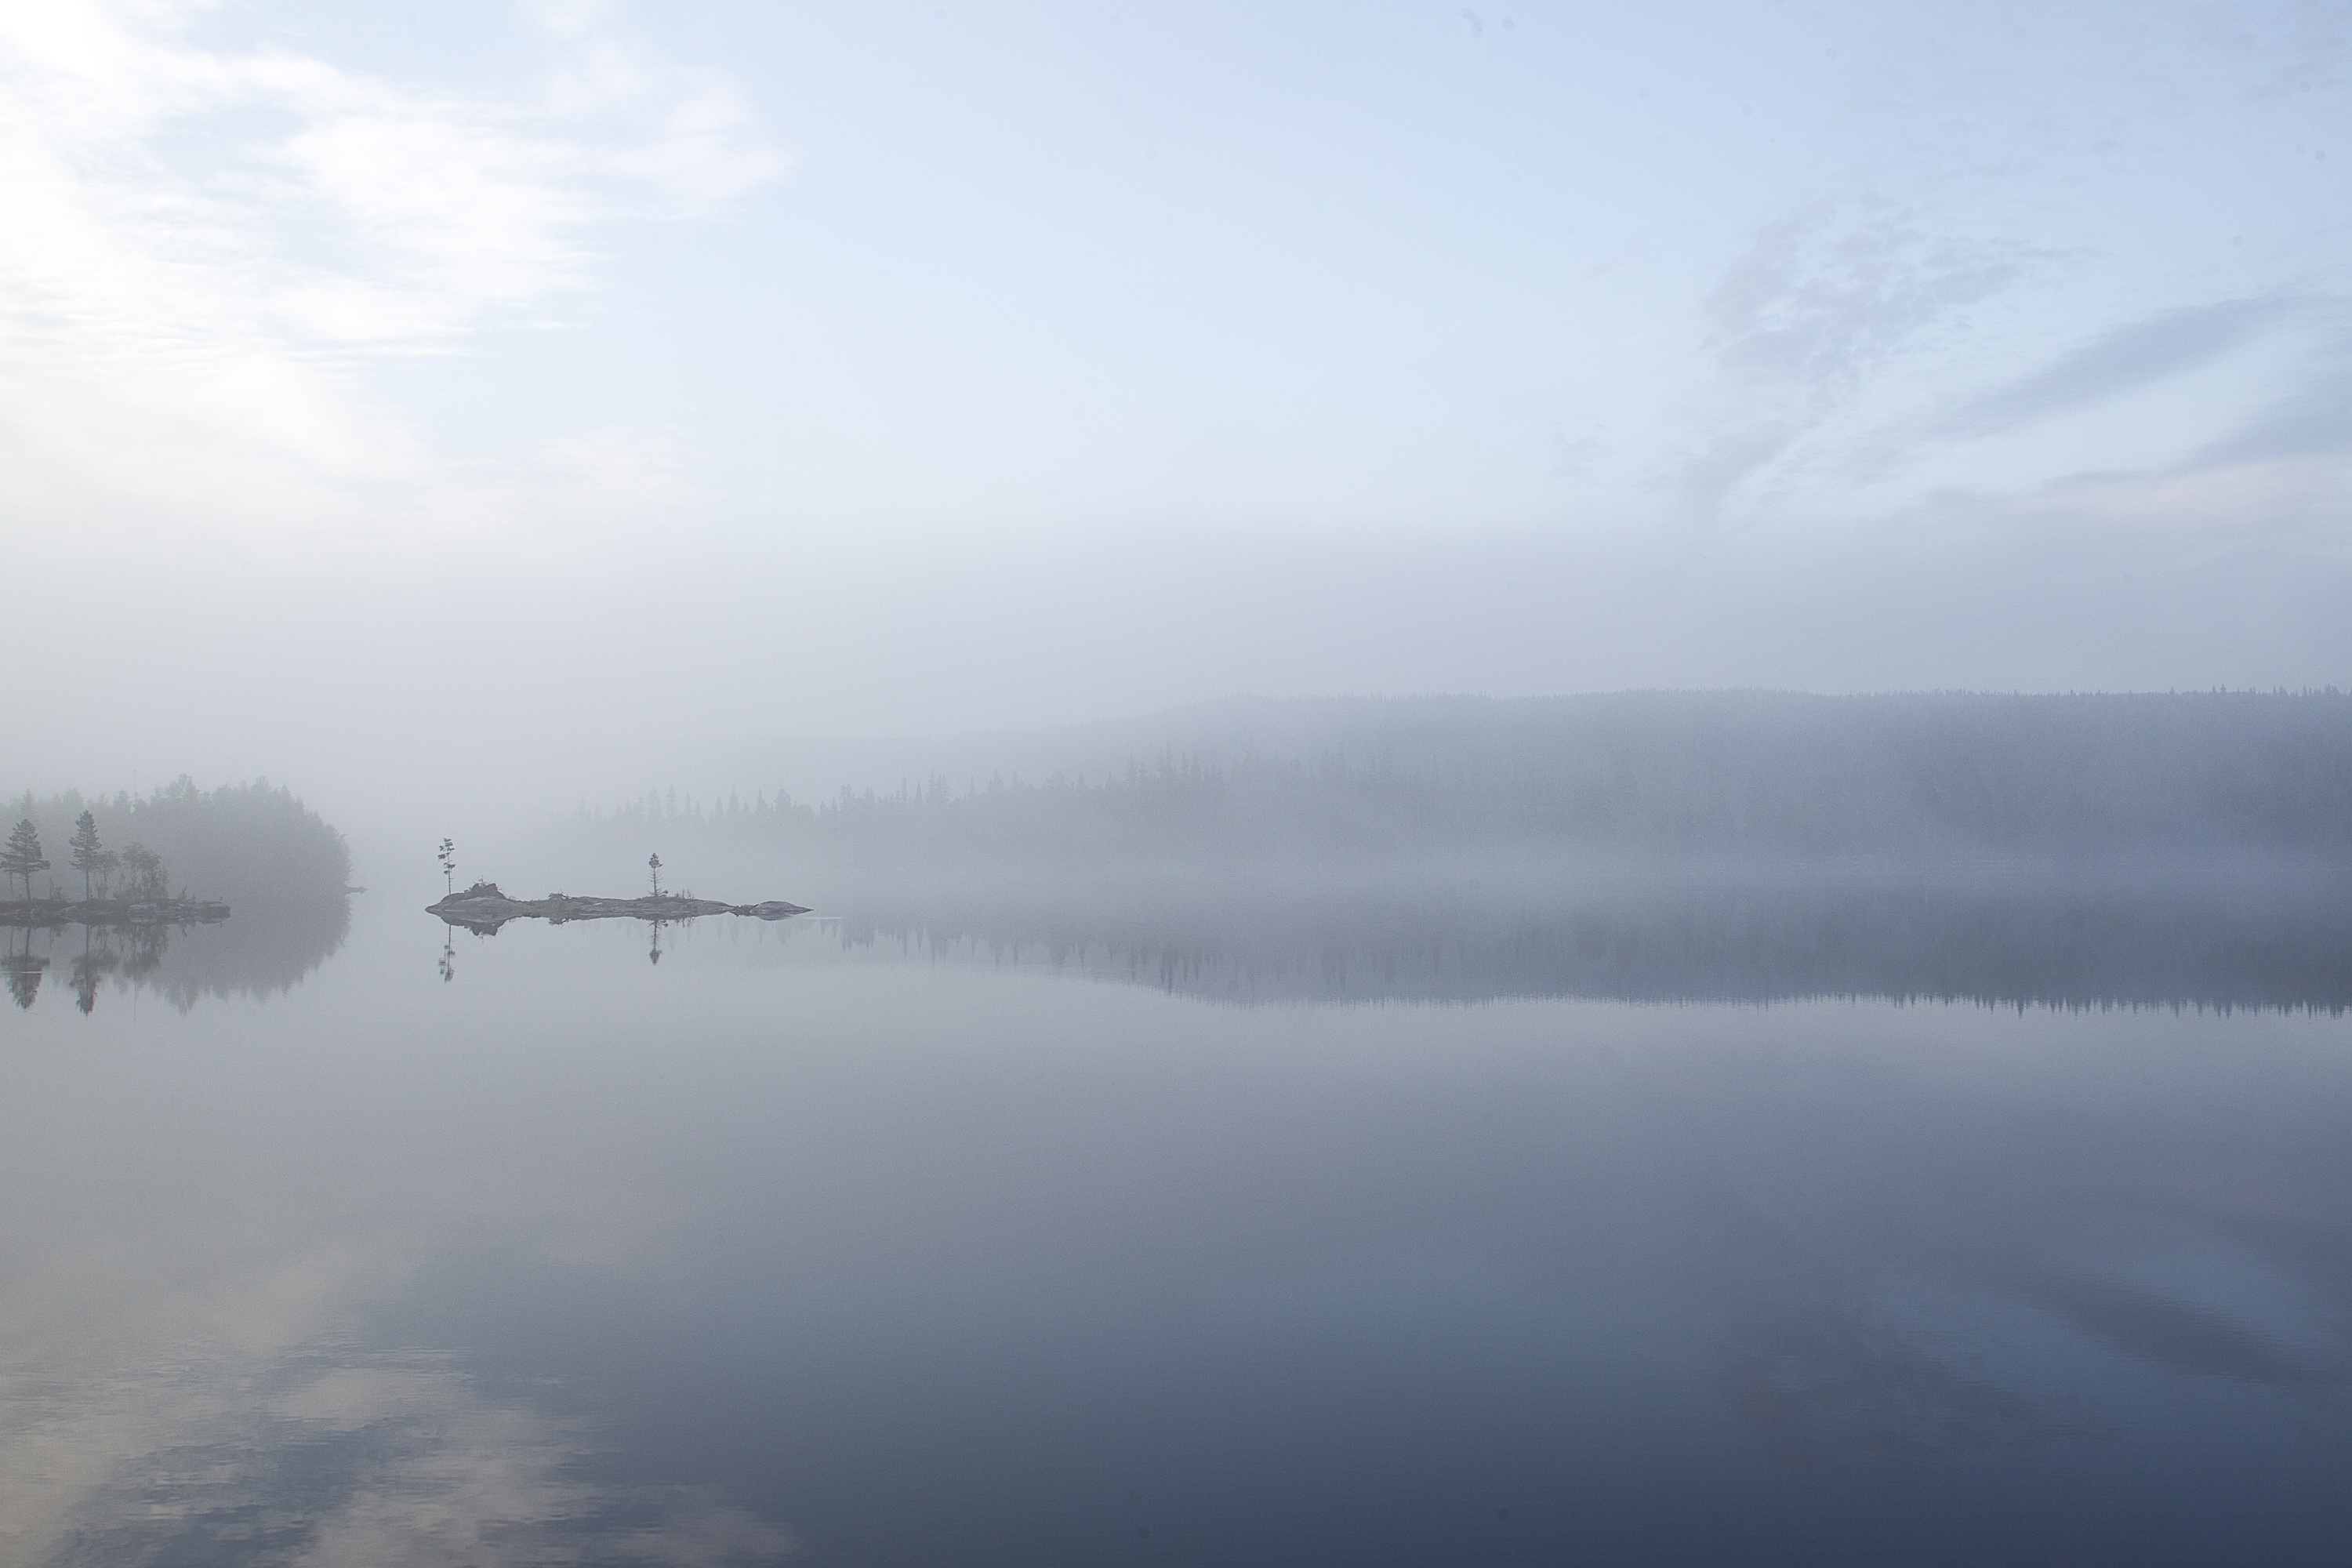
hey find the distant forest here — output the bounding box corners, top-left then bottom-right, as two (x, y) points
(554, 691), (2352, 869)
(9, 778), (350, 902)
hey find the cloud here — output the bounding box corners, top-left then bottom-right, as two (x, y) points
(2194, 314), (2352, 463)
(1670, 205), (2034, 516)
(1940, 299), (2293, 441)
(1798, 287), (2352, 545)
(0, 1), (779, 554)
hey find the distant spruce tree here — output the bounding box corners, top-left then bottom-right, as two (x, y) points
(69, 811), (105, 900)
(437, 837), (456, 896)
(3, 819), (49, 900)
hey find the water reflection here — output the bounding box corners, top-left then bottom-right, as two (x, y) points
(2, 1338), (793, 1566)
(3, 935), (45, 1010)
(6, 877), (2351, 1563)
(822, 866), (2352, 1012)
(2, 897), (350, 1014)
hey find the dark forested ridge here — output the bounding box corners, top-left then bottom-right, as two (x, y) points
(561, 691), (2352, 868)
(9, 778), (350, 904)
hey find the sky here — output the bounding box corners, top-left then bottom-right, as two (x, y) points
(2, 0), (2347, 816)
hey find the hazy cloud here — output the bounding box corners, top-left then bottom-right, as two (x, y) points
(1942, 299), (2292, 441)
(1675, 205), (2032, 514)
(2194, 313), (2352, 464)
(0, 0), (777, 552)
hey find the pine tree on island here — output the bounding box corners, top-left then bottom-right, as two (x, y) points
(3, 819), (50, 900)
(70, 811), (106, 900)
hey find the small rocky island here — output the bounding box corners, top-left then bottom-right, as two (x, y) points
(5, 811), (228, 928)
(428, 881), (808, 935)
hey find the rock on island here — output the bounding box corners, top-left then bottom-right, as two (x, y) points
(427, 882), (808, 935)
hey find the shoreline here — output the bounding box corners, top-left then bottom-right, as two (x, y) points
(2, 896), (230, 928)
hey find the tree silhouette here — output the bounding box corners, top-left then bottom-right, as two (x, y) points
(648, 852), (662, 897)
(5, 953), (43, 1009)
(5, 927), (45, 1009)
(437, 838), (457, 895)
(119, 843), (167, 899)
(69, 811), (105, 900)
(2, 819), (49, 900)
(71, 927), (117, 1015)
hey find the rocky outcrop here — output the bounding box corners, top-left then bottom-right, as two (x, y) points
(426, 881), (808, 935)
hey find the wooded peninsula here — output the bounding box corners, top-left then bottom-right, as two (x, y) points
(2, 778), (350, 914)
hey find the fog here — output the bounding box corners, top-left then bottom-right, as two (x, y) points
(5, 0), (2347, 858)
(7, 5), (2351, 1564)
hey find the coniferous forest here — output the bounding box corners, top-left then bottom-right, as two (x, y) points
(546, 691), (2352, 871)
(5, 778), (350, 905)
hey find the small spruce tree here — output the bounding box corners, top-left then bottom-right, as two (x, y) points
(69, 811), (105, 900)
(2, 819), (49, 900)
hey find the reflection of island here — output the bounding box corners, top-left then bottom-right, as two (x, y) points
(2, 896), (230, 928)
(2, 779), (356, 1012)
(4, 898), (350, 1014)
(428, 881), (808, 936)
(4, 940), (46, 1009)
(6, 902), (198, 1011)
(822, 867), (2352, 1013)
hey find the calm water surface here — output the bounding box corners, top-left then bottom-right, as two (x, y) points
(5, 873), (2350, 1564)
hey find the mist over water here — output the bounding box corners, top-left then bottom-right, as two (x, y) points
(6, 878), (2352, 1565)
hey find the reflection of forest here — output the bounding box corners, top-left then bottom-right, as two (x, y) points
(5, 898), (350, 1013)
(824, 870), (2352, 1012)
(4, 939), (46, 1010)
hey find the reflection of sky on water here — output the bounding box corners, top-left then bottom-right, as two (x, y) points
(3, 888), (2350, 1563)
(5, 1348), (787, 1567)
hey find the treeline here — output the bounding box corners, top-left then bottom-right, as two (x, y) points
(554, 691), (2352, 867)
(9, 778), (350, 902)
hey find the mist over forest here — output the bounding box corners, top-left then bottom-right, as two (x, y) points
(8, 779), (350, 905)
(539, 691), (2352, 879)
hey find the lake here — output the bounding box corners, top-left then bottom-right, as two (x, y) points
(5, 867), (2350, 1565)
